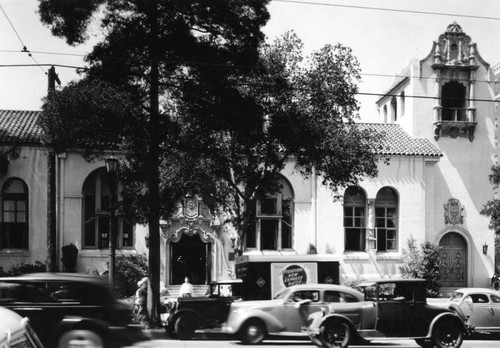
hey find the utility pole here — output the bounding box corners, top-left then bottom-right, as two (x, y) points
(46, 66), (60, 272)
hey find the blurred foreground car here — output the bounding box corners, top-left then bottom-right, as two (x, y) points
(0, 306), (45, 348)
(309, 279), (470, 348)
(446, 287), (500, 334)
(163, 279), (243, 340)
(224, 283), (364, 344)
(0, 272), (146, 348)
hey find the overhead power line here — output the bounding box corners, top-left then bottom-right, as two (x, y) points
(0, 4), (46, 74)
(273, 0), (500, 21)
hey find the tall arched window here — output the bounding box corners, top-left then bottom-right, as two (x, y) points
(246, 176), (294, 251)
(82, 168), (133, 249)
(375, 187), (398, 252)
(400, 91), (405, 117)
(391, 96), (398, 122)
(344, 186), (366, 251)
(1, 178), (28, 249)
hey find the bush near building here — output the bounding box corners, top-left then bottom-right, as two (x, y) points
(113, 254), (148, 298)
(400, 237), (442, 297)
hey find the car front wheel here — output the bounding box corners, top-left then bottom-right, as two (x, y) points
(239, 318), (266, 344)
(175, 314), (196, 340)
(57, 329), (104, 348)
(433, 319), (463, 348)
(319, 319), (351, 348)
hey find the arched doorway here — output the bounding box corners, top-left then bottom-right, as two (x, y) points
(170, 233), (210, 285)
(439, 232), (467, 287)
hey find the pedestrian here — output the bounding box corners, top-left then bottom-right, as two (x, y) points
(134, 277), (149, 328)
(492, 273), (500, 291)
(179, 276), (193, 298)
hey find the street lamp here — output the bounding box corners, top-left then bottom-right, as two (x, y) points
(105, 156), (119, 284)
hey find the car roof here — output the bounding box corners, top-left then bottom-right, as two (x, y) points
(209, 279), (243, 285)
(453, 288), (500, 295)
(0, 272), (108, 284)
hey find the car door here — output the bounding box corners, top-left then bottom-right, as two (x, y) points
(459, 293), (492, 329)
(275, 290), (322, 332)
(374, 282), (409, 337)
(488, 294), (500, 329)
(323, 290), (363, 327)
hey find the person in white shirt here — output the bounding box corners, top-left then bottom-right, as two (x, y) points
(179, 276), (193, 297)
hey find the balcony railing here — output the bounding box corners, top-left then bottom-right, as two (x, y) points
(433, 106), (477, 142)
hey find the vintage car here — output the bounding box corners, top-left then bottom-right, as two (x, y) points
(0, 306), (45, 348)
(164, 279), (243, 340)
(309, 279), (470, 348)
(445, 287), (500, 334)
(223, 283), (364, 344)
(0, 272), (146, 348)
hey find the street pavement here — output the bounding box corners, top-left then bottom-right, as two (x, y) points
(138, 329), (500, 348)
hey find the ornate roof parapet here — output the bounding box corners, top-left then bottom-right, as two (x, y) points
(427, 22), (489, 70)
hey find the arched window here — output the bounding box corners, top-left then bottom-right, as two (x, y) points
(246, 176), (294, 251)
(343, 186), (366, 251)
(383, 105), (388, 123)
(82, 168), (133, 249)
(1, 178), (28, 249)
(375, 187), (398, 252)
(391, 96), (397, 122)
(400, 91), (405, 117)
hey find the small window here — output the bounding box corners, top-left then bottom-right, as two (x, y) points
(470, 294), (489, 304)
(289, 290), (319, 302)
(491, 295), (500, 303)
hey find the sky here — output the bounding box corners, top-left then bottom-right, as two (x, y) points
(1, 0), (500, 122)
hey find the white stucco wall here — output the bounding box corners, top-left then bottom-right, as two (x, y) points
(0, 146), (48, 269)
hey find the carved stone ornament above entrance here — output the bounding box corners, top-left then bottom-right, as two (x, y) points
(444, 198), (464, 225)
(160, 195), (216, 242)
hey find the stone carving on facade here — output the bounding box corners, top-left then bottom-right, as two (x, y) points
(160, 195), (215, 243)
(444, 198), (464, 225)
(430, 22), (481, 143)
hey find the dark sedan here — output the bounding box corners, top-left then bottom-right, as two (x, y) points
(0, 272), (145, 348)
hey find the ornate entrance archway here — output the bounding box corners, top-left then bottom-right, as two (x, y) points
(439, 232), (467, 288)
(170, 233), (210, 285)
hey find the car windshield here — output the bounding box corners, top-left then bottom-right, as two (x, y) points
(450, 292), (464, 302)
(274, 288), (291, 300)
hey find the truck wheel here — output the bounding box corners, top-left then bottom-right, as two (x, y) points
(319, 319), (351, 348)
(433, 319), (463, 348)
(239, 318), (266, 344)
(57, 330), (104, 348)
(175, 315), (195, 340)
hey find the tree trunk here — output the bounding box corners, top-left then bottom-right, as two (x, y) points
(46, 149), (57, 272)
(146, 0), (161, 328)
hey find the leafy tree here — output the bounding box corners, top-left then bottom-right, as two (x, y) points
(38, 0), (270, 327)
(481, 164), (500, 273)
(400, 237), (442, 297)
(174, 32), (383, 247)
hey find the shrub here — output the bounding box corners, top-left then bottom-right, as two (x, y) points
(113, 254), (148, 298)
(400, 237), (442, 297)
(5, 261), (46, 276)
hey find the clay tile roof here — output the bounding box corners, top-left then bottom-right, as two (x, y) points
(0, 110), (42, 145)
(358, 123), (442, 157)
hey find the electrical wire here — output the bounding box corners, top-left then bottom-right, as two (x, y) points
(272, 0), (500, 21)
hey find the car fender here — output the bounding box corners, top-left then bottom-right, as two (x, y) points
(309, 313), (355, 332)
(170, 308), (205, 328)
(428, 312), (467, 337)
(231, 309), (285, 334)
(448, 303), (466, 319)
(53, 317), (110, 342)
